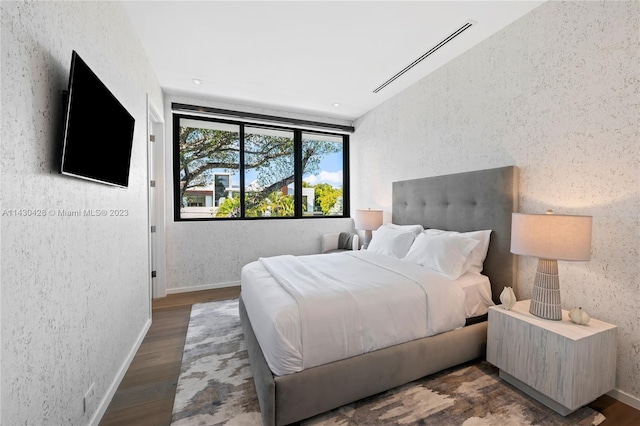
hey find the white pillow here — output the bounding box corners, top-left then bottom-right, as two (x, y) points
(424, 229), (491, 273)
(367, 226), (416, 259)
(403, 233), (480, 280)
(386, 223), (424, 236)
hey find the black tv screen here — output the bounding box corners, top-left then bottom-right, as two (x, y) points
(61, 51), (135, 188)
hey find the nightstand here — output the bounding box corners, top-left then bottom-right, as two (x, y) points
(487, 299), (617, 416)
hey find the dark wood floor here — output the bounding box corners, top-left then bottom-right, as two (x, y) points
(100, 287), (241, 426)
(100, 287), (640, 425)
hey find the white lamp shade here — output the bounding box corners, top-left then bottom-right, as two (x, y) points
(354, 209), (383, 231)
(511, 213), (592, 261)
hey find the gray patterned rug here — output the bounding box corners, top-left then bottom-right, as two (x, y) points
(171, 298), (605, 426)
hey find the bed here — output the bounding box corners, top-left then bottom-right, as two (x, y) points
(239, 166), (519, 426)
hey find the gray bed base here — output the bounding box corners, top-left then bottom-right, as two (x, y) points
(240, 296), (487, 426)
(241, 166), (519, 426)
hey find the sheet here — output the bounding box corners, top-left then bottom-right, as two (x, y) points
(458, 272), (495, 317)
(241, 251), (481, 376)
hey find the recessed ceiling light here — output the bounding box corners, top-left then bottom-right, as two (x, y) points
(333, 103), (341, 107)
(193, 78), (203, 85)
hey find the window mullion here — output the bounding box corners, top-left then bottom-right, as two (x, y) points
(343, 134), (350, 217)
(173, 115), (182, 221)
(294, 129), (303, 218)
(239, 124), (246, 218)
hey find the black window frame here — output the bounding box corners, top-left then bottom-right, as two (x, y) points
(173, 113), (350, 221)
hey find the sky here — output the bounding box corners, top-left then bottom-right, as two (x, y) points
(303, 151), (344, 187)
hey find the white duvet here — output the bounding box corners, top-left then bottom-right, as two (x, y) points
(241, 250), (470, 376)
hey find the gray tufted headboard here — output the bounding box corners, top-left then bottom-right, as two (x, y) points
(392, 166), (519, 304)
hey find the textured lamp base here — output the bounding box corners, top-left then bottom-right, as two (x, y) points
(363, 230), (373, 249)
(529, 258), (562, 320)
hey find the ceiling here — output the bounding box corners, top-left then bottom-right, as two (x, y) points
(123, 1), (544, 121)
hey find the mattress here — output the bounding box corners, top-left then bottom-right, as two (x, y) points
(241, 250), (494, 376)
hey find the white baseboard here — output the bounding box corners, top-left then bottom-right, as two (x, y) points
(90, 318), (152, 426)
(607, 388), (640, 411)
(165, 280), (241, 295)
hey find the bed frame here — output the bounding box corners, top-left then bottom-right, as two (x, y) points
(240, 166), (519, 425)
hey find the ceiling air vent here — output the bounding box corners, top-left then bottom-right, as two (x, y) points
(372, 20), (475, 94)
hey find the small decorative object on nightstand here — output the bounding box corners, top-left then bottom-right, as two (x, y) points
(487, 300), (617, 416)
(568, 307), (590, 325)
(499, 287), (517, 310)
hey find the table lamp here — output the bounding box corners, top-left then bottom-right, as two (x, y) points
(510, 210), (592, 320)
(354, 209), (383, 249)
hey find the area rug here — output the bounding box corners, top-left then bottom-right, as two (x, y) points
(171, 298), (605, 426)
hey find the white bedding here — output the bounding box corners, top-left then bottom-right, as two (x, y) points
(241, 251), (491, 376)
(458, 271), (495, 317)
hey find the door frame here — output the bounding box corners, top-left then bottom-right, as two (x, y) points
(146, 95), (166, 305)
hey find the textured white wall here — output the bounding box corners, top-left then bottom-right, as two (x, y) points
(351, 1), (639, 402)
(163, 95), (355, 291)
(1, 1), (163, 424)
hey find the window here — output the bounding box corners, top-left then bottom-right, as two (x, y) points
(186, 194), (207, 207)
(214, 174), (231, 207)
(173, 114), (349, 220)
(302, 132), (345, 216)
(244, 127), (295, 218)
(176, 119), (240, 219)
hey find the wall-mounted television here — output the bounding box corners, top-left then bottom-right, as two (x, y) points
(61, 51), (135, 188)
